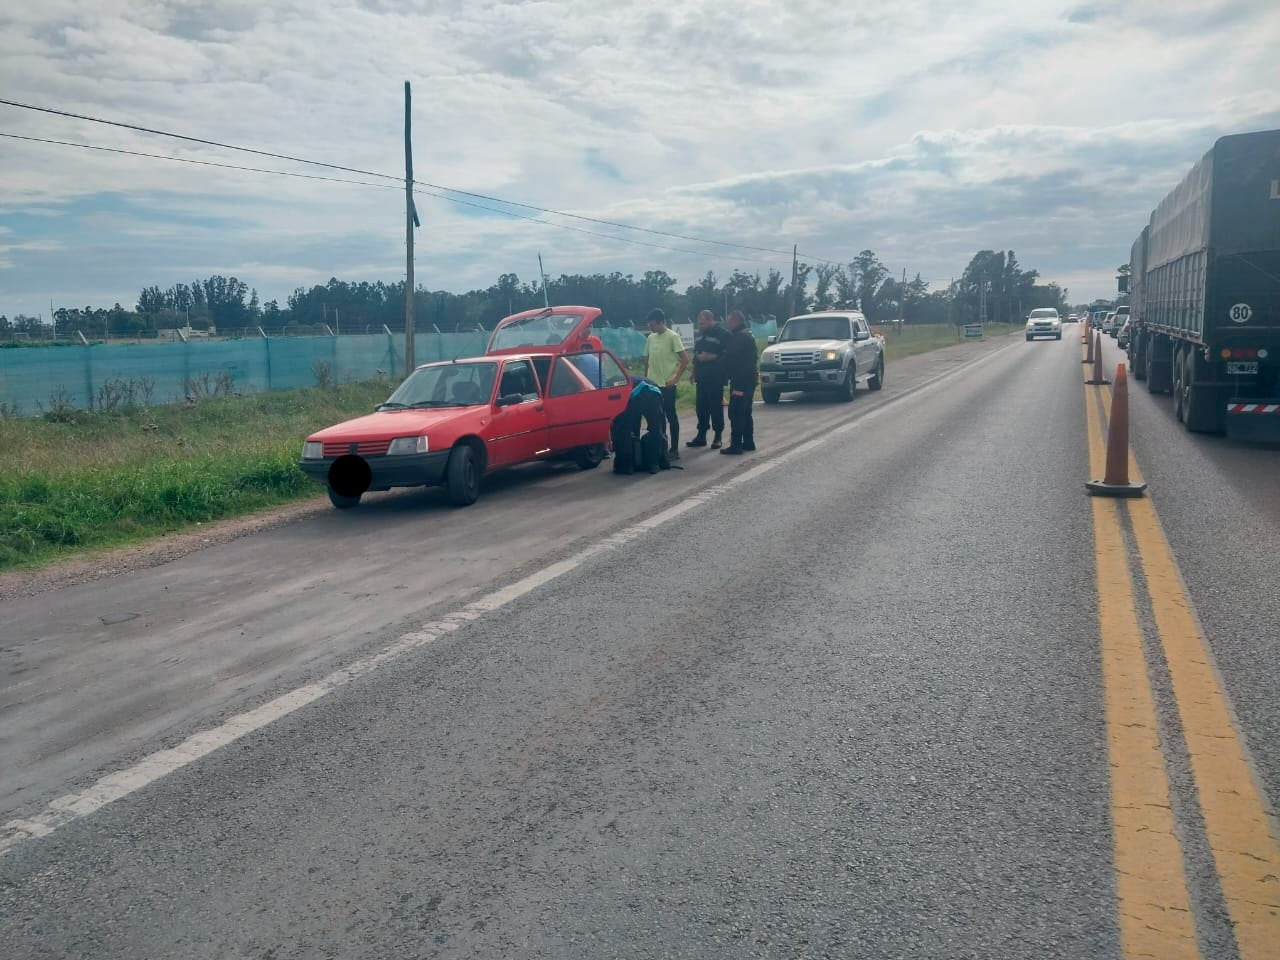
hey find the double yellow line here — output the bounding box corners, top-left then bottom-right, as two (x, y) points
(1085, 370), (1280, 959)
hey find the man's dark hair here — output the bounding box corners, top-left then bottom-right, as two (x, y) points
(645, 308), (666, 326)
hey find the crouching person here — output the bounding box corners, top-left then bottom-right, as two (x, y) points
(612, 377), (670, 474)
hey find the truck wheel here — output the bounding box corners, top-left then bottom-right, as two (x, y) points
(327, 488), (360, 510)
(868, 357), (884, 391)
(1173, 350), (1186, 423)
(762, 388), (781, 405)
(573, 443), (606, 470)
(1144, 339), (1161, 393)
(839, 366), (857, 402)
(445, 444), (481, 506)
(1182, 352), (1225, 434)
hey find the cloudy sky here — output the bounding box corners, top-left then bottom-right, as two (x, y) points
(1, 0), (1277, 316)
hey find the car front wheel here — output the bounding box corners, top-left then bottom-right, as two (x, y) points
(840, 366), (857, 402)
(327, 488), (360, 510)
(445, 444), (481, 506)
(868, 356), (884, 391)
(762, 388), (781, 405)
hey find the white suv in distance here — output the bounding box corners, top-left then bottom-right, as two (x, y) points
(1026, 308), (1062, 341)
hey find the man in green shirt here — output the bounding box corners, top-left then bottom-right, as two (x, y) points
(644, 308), (689, 457)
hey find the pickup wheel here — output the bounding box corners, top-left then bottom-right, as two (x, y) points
(327, 488), (360, 510)
(445, 443), (481, 506)
(573, 443), (606, 470)
(761, 388), (781, 405)
(839, 365), (857, 402)
(868, 356), (884, 391)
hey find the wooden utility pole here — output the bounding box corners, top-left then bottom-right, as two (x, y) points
(404, 81), (420, 376)
(786, 244), (798, 319)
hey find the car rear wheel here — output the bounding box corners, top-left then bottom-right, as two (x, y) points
(445, 444), (481, 506)
(327, 488), (360, 509)
(573, 443), (606, 470)
(868, 356), (884, 391)
(761, 388), (781, 405)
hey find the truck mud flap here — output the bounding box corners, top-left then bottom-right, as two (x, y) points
(1225, 400), (1280, 443)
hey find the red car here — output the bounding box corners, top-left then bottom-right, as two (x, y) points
(299, 307), (632, 508)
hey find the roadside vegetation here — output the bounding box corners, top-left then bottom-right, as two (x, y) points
(1, 323), (1017, 572)
(0, 380), (393, 570)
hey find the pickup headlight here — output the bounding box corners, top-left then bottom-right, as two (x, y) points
(387, 435), (429, 456)
(823, 350), (839, 361)
(302, 440), (324, 460)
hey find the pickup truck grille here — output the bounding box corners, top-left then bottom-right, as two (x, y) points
(777, 350), (824, 365)
(322, 439), (391, 458)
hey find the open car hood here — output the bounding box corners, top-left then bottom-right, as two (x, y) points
(485, 305), (603, 356)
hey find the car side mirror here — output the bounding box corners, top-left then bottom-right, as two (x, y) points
(495, 392), (524, 407)
(766, 335), (777, 344)
(854, 329), (870, 341)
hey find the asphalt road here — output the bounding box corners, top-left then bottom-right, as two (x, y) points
(2, 329), (1278, 959)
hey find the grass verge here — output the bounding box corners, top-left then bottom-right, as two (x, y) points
(0, 380), (394, 570)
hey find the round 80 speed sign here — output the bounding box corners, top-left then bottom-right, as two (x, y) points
(1230, 303), (1253, 323)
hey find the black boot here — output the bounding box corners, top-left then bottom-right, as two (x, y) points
(710, 432), (722, 449)
(686, 432), (707, 448)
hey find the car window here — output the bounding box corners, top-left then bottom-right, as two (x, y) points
(566, 352), (604, 389)
(383, 361), (497, 407)
(530, 355), (552, 390)
(599, 353), (629, 388)
(549, 356), (594, 397)
(498, 360), (539, 400)
(780, 317), (853, 341)
(489, 312), (584, 351)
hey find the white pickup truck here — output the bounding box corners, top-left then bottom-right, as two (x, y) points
(758, 311), (886, 404)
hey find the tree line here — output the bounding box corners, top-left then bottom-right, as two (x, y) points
(4, 248), (1070, 340)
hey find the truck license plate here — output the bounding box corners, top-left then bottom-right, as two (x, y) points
(788, 371), (805, 380)
(1227, 361), (1259, 375)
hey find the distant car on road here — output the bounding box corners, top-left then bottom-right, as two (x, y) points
(1063, 313), (1080, 323)
(1104, 306), (1130, 336)
(1117, 318), (1132, 349)
(1025, 308), (1063, 341)
(758, 311), (884, 404)
(300, 307), (631, 508)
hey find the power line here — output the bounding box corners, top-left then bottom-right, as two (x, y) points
(0, 133), (401, 192)
(1, 130), (780, 266)
(0, 96), (842, 263)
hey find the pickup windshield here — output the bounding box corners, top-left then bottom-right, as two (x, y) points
(381, 361), (497, 409)
(1029, 309), (1059, 319)
(489, 312), (584, 351)
(779, 317), (852, 342)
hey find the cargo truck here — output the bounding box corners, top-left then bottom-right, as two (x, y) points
(1125, 129), (1280, 438)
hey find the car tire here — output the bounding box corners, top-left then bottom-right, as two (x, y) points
(868, 356), (884, 391)
(839, 365), (857, 402)
(327, 488), (360, 510)
(1025, 334), (1033, 341)
(1173, 349), (1186, 423)
(445, 443), (481, 506)
(573, 443), (606, 470)
(762, 388), (781, 405)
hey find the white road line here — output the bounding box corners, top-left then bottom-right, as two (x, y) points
(0, 340), (1018, 857)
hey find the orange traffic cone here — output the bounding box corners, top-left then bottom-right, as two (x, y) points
(1082, 327), (1094, 363)
(1085, 332), (1110, 385)
(1087, 363), (1147, 497)
(1082, 323), (1089, 345)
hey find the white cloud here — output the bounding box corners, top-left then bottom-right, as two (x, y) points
(0, 0), (1277, 313)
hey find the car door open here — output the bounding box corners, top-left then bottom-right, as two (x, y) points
(543, 351), (630, 452)
(486, 359), (548, 467)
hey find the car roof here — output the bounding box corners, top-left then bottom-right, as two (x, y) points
(786, 311), (863, 321)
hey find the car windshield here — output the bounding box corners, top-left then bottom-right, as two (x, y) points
(380, 361), (497, 409)
(1029, 309), (1059, 318)
(489, 312), (584, 350)
(779, 317), (851, 342)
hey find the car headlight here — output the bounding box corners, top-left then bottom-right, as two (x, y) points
(386, 435), (429, 456)
(824, 350), (839, 361)
(302, 440), (324, 460)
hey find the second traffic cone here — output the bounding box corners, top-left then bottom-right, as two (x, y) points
(1082, 326), (1094, 363)
(1085, 332), (1110, 384)
(1087, 363), (1147, 497)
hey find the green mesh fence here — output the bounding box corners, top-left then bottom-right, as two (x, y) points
(0, 329), (653, 416)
